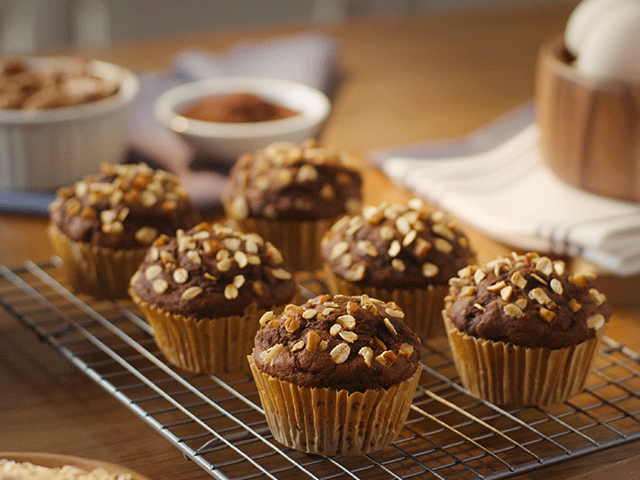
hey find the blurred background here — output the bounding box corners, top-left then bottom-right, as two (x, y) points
(1, 0), (575, 54)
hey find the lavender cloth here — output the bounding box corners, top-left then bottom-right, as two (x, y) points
(0, 32), (340, 215)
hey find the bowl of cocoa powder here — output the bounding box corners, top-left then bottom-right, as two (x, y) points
(154, 76), (331, 162)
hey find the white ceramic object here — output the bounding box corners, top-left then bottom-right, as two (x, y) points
(576, 1), (640, 83)
(0, 58), (139, 190)
(154, 76), (331, 163)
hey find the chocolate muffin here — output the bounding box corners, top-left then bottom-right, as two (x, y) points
(321, 198), (475, 339)
(48, 162), (200, 298)
(443, 252), (612, 406)
(222, 139), (362, 271)
(130, 222), (298, 374)
(248, 293), (422, 456)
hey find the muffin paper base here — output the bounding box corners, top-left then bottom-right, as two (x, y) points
(248, 355), (421, 456)
(235, 216), (340, 272)
(130, 292), (289, 375)
(443, 313), (605, 407)
(48, 224), (146, 299)
(323, 266), (449, 339)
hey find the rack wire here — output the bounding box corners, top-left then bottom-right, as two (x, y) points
(1, 258), (639, 480)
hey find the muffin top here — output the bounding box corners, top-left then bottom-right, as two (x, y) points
(130, 222), (298, 318)
(444, 252), (612, 349)
(321, 199), (475, 288)
(49, 163), (201, 250)
(223, 139), (362, 221)
(253, 293), (421, 392)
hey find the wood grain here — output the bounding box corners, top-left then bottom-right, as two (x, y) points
(536, 35), (640, 202)
(2, 3), (640, 480)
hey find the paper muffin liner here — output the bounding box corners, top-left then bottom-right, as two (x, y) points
(323, 265), (449, 339)
(442, 312), (605, 407)
(48, 224), (147, 299)
(130, 291), (291, 375)
(248, 355), (421, 456)
(234, 216), (340, 272)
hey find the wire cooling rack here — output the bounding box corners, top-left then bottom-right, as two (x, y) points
(1, 259), (640, 480)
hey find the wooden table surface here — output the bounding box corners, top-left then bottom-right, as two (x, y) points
(1, 3), (639, 479)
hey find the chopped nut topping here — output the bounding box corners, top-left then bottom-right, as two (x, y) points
(135, 227), (159, 245)
(192, 230), (211, 241)
(101, 221), (123, 234)
(372, 337), (387, 350)
(391, 258), (406, 272)
(550, 278), (563, 295)
(291, 340), (305, 352)
(539, 308), (556, 322)
(432, 223), (455, 241)
(330, 324), (343, 336)
(359, 346), (373, 366)
(217, 258), (232, 272)
(434, 238), (453, 253)
(296, 164), (318, 182)
(330, 343), (351, 364)
(230, 196), (249, 219)
(261, 344), (284, 364)
(586, 314), (605, 330)
(504, 303), (524, 318)
(357, 240), (378, 257)
(224, 284), (238, 300)
(203, 272), (217, 281)
(216, 249), (229, 261)
(460, 285), (476, 297)
(553, 261), (566, 276)
(344, 263), (366, 281)
(149, 247), (159, 261)
(306, 330), (320, 352)
(500, 285), (513, 301)
(379, 225), (395, 240)
(223, 237), (241, 251)
(529, 287), (549, 304)
(346, 301), (359, 316)
(474, 268), (487, 284)
(319, 340), (329, 351)
(384, 317), (398, 335)
(510, 271), (527, 289)
(339, 331), (358, 343)
(568, 274), (587, 288)
(272, 268), (292, 280)
(385, 307), (404, 318)
(535, 256), (553, 276)
(330, 241), (350, 259)
(145, 265), (162, 280)
(403, 229), (417, 246)
(458, 266), (474, 279)
(336, 314), (356, 330)
(589, 288), (606, 306)
(388, 240), (401, 258)
(414, 238), (432, 258)
(233, 275), (245, 289)
(396, 216), (411, 234)
(531, 273), (548, 285)
(152, 279), (169, 293)
(186, 250), (201, 265)
(182, 286), (203, 300)
(232, 251), (247, 268)
(399, 343), (414, 356)
(100, 209), (118, 224)
(515, 298), (528, 310)
(474, 303), (486, 312)
(487, 280), (506, 292)
(422, 262), (439, 278)
(302, 309), (318, 320)
(285, 317), (300, 333)
(260, 311), (276, 327)
(160, 250), (176, 265)
(375, 350), (398, 367)
(173, 268), (189, 284)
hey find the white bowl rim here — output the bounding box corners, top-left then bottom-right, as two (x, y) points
(0, 58), (140, 125)
(153, 76), (331, 139)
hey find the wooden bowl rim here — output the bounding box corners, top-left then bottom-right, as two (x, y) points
(539, 34), (640, 95)
(0, 452), (150, 479)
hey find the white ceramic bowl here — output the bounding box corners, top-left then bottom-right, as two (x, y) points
(0, 58), (139, 190)
(154, 76), (331, 162)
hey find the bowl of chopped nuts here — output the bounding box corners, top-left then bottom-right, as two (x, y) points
(0, 56), (139, 190)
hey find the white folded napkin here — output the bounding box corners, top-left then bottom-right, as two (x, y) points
(370, 104), (640, 276)
(128, 32), (339, 210)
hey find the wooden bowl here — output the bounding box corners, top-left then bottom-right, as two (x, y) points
(0, 452), (150, 479)
(535, 35), (640, 203)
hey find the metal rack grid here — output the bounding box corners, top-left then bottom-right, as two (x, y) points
(1, 258), (640, 480)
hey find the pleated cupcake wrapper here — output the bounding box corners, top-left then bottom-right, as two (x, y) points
(248, 355), (421, 456)
(442, 313), (605, 407)
(235, 216), (339, 272)
(131, 292), (287, 375)
(48, 224), (146, 299)
(323, 265), (449, 339)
